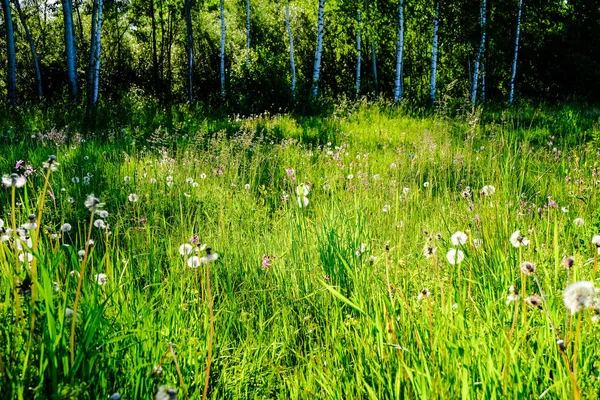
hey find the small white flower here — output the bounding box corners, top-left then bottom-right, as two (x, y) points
(187, 256), (200, 268)
(561, 207), (569, 213)
(520, 261), (536, 276)
(417, 288), (431, 301)
(446, 248), (465, 265)
(96, 210), (109, 218)
(563, 281), (598, 314)
(592, 235), (600, 248)
(423, 182), (430, 188)
(506, 286), (520, 305)
(124, 176), (131, 183)
(71, 177), (80, 183)
(179, 244), (193, 256)
(390, 163), (397, 169)
(84, 194), (104, 212)
(18, 252), (33, 263)
(245, 184), (250, 190)
(200, 173), (207, 179)
(451, 231), (468, 246)
(94, 219), (106, 229)
(128, 193), (139, 202)
(481, 185), (496, 196)
(382, 204), (391, 213)
(61, 223), (72, 232)
(67, 197), (75, 203)
(78, 249), (86, 257)
(95, 273), (108, 285)
(510, 230), (530, 248)
(186, 177), (194, 184)
(347, 174), (354, 180)
(150, 178), (157, 184)
(573, 218), (584, 227)
(423, 245), (436, 258)
(200, 253), (219, 263)
(402, 187), (410, 195)
(2, 174), (26, 188)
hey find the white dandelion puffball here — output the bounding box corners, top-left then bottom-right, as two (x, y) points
(95, 273), (108, 286)
(179, 243), (193, 256)
(573, 218), (584, 227)
(382, 204), (391, 213)
(563, 281), (598, 314)
(187, 256), (200, 268)
(451, 231), (468, 246)
(510, 230), (530, 248)
(94, 219), (106, 229)
(128, 193), (139, 202)
(481, 185), (496, 196)
(295, 185), (310, 197)
(403, 187), (410, 195)
(446, 248), (465, 265)
(297, 196), (309, 208)
(592, 235), (600, 247)
(0, 219), (3, 229)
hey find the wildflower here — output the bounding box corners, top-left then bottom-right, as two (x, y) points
(65, 308), (75, 319)
(423, 245), (436, 258)
(402, 187), (410, 195)
(2, 173), (26, 188)
(94, 220), (106, 229)
(84, 194), (104, 212)
(369, 255), (377, 264)
(592, 235), (600, 248)
(128, 193), (139, 202)
(87, 239), (95, 246)
(150, 178), (157, 184)
(561, 207), (569, 213)
(510, 230), (530, 248)
(451, 231), (468, 246)
(244, 183), (250, 190)
(200, 173), (207, 179)
(200, 248), (219, 263)
(189, 236), (200, 244)
(42, 155), (59, 171)
(71, 177), (80, 183)
(446, 248), (465, 265)
(286, 168), (295, 176)
(592, 315), (600, 323)
(61, 223), (72, 232)
(19, 252), (33, 263)
(506, 286), (520, 304)
(382, 204), (391, 213)
(78, 249), (86, 258)
(473, 238), (483, 248)
(179, 244), (193, 256)
(481, 185), (496, 196)
(573, 218), (584, 227)
(520, 261), (536, 276)
(423, 182), (430, 188)
(155, 385), (177, 400)
(67, 197), (75, 203)
(186, 177), (194, 184)
(390, 163), (397, 169)
(562, 256), (575, 270)
(187, 256), (200, 268)
(296, 185), (310, 208)
(97, 210), (109, 218)
(347, 174), (354, 180)
(417, 288), (431, 301)
(525, 294), (543, 309)
(124, 176), (131, 183)
(261, 254), (277, 269)
(563, 281), (598, 314)
(95, 274), (108, 285)
(21, 214), (37, 231)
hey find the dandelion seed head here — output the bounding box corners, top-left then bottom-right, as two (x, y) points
(95, 274), (107, 285)
(128, 193), (139, 202)
(520, 261), (536, 276)
(446, 248), (465, 265)
(573, 218), (584, 227)
(563, 281), (598, 314)
(510, 230), (530, 248)
(451, 231), (468, 246)
(179, 244), (193, 256)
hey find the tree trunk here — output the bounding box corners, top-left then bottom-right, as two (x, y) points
(3, 0), (17, 105)
(509, 0), (523, 104)
(220, 0), (225, 98)
(245, 0), (250, 65)
(92, 0), (102, 104)
(185, 0), (193, 102)
(355, 10), (361, 97)
(310, 0), (325, 98)
(429, 1), (439, 102)
(393, 0), (404, 102)
(14, 0), (43, 99)
(371, 42), (378, 96)
(62, 0), (78, 100)
(470, 0), (486, 104)
(86, 0), (98, 109)
(481, 61), (485, 101)
(150, 0), (158, 95)
(285, 3), (296, 99)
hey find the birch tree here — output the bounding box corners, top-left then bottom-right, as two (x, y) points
(470, 0), (486, 104)
(509, 0), (523, 104)
(245, 0), (250, 65)
(62, 0), (78, 100)
(355, 10), (361, 96)
(310, 0), (325, 98)
(184, 0), (193, 102)
(87, 0), (103, 109)
(92, 0), (102, 104)
(393, 0), (404, 102)
(14, 0), (43, 99)
(2, 0), (17, 105)
(429, 1), (439, 102)
(285, 2), (296, 99)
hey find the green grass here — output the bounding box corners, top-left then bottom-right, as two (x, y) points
(1, 102), (600, 399)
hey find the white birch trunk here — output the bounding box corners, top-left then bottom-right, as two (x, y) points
(429, 1), (439, 102)
(355, 10), (361, 96)
(220, 0), (225, 98)
(509, 0), (523, 104)
(310, 0), (325, 98)
(285, 3), (296, 99)
(62, 0), (78, 99)
(470, 0), (486, 104)
(92, 0), (102, 104)
(371, 42), (378, 96)
(481, 61), (485, 101)
(393, 0), (404, 102)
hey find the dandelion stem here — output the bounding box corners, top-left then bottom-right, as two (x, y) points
(572, 313), (581, 400)
(69, 211), (96, 367)
(169, 342), (188, 399)
(385, 250), (393, 306)
(202, 260), (214, 400)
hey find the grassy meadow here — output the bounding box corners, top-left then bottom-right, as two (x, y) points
(2, 102), (600, 399)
